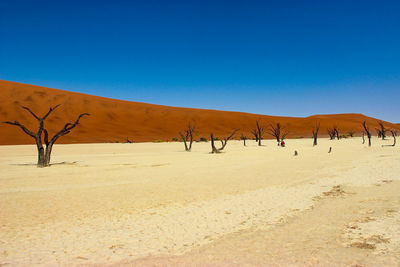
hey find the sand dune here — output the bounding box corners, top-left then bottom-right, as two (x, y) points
(1, 80), (398, 145)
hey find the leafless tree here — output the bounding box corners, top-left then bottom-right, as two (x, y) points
(255, 121), (265, 146)
(179, 122), (196, 152)
(3, 105), (89, 167)
(281, 130), (289, 141)
(375, 128), (383, 139)
(241, 134), (248, 146)
(382, 130), (397, 147)
(377, 121), (387, 140)
(362, 132), (365, 144)
(251, 129), (258, 142)
(210, 129), (239, 153)
(312, 123), (320, 146)
(327, 128), (336, 140)
(268, 123), (288, 144)
(334, 126), (340, 140)
(362, 121), (371, 147)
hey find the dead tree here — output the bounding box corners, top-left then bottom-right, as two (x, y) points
(377, 121), (387, 140)
(210, 129), (239, 153)
(333, 126), (340, 140)
(375, 128), (383, 139)
(241, 134), (247, 146)
(268, 123), (288, 145)
(312, 123), (320, 146)
(255, 121), (265, 146)
(362, 132), (365, 144)
(281, 130), (289, 141)
(327, 128), (336, 140)
(4, 105), (89, 167)
(251, 129), (258, 142)
(269, 123), (281, 143)
(362, 121), (371, 147)
(382, 130), (397, 147)
(348, 131), (355, 137)
(179, 122), (196, 151)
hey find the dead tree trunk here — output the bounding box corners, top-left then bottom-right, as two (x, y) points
(382, 130), (397, 147)
(179, 122), (196, 152)
(362, 132), (365, 144)
(377, 121), (387, 140)
(327, 128), (336, 140)
(312, 123), (320, 146)
(362, 121), (371, 147)
(251, 129), (258, 142)
(268, 123), (281, 143)
(4, 105), (89, 167)
(210, 129), (239, 153)
(268, 123), (288, 145)
(255, 121), (265, 146)
(376, 129), (382, 139)
(241, 134), (247, 146)
(334, 126), (340, 140)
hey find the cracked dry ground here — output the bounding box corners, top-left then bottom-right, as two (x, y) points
(126, 181), (400, 267)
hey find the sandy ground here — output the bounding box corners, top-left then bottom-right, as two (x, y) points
(0, 137), (399, 266)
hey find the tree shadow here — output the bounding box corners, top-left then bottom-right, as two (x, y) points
(10, 161), (78, 166)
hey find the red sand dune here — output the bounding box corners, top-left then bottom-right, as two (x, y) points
(0, 80), (399, 145)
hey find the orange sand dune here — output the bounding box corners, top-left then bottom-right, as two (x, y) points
(0, 80), (398, 145)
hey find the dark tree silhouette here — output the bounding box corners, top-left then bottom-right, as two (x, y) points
(255, 121), (265, 146)
(377, 121), (387, 140)
(281, 130), (289, 141)
(327, 128), (336, 140)
(210, 129), (239, 153)
(362, 121), (371, 147)
(382, 130), (397, 147)
(268, 123), (288, 144)
(376, 128), (383, 139)
(348, 131), (355, 137)
(333, 126), (340, 140)
(3, 105), (89, 167)
(251, 129), (259, 142)
(241, 134), (248, 146)
(312, 123), (320, 146)
(179, 122), (196, 151)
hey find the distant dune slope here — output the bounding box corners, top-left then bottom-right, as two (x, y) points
(0, 80), (399, 145)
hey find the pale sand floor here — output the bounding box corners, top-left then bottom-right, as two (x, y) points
(0, 138), (399, 266)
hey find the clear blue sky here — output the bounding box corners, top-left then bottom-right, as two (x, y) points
(1, 0), (399, 122)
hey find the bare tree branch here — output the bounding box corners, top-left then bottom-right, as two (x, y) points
(3, 121), (36, 138)
(42, 104), (61, 121)
(211, 129), (239, 153)
(362, 121), (371, 147)
(255, 121), (265, 146)
(3, 105), (89, 167)
(377, 120), (387, 140)
(312, 122), (320, 146)
(49, 113), (90, 143)
(179, 122), (196, 151)
(21, 106), (40, 121)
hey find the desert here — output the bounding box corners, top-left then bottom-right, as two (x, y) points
(1, 136), (399, 266)
(1, 1), (399, 265)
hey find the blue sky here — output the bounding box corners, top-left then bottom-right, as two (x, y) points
(1, 0), (399, 122)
